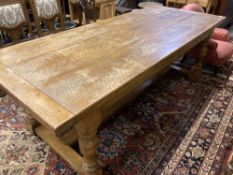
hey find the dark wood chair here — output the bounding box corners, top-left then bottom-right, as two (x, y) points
(68, 0), (96, 25)
(99, 0), (115, 20)
(69, 0), (115, 24)
(0, 0), (33, 46)
(29, 0), (65, 35)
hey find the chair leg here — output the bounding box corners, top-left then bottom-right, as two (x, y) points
(35, 19), (42, 36)
(68, 0), (75, 21)
(77, 5), (83, 26)
(46, 19), (56, 33)
(60, 15), (65, 31)
(8, 29), (21, 43)
(28, 24), (33, 38)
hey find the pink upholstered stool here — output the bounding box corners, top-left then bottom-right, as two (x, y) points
(182, 3), (233, 78)
(212, 28), (231, 42)
(182, 3), (204, 12)
(205, 39), (233, 66)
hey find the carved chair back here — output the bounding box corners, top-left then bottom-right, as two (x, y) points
(99, 0), (115, 20)
(0, 0), (32, 45)
(29, 0), (65, 35)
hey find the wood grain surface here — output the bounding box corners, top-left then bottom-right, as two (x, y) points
(0, 7), (224, 135)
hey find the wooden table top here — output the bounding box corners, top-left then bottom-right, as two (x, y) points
(0, 7), (224, 136)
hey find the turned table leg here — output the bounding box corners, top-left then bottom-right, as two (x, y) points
(188, 36), (210, 82)
(75, 112), (103, 175)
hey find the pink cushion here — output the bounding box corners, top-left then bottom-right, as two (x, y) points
(205, 39), (233, 66)
(182, 4), (204, 13)
(212, 28), (231, 41)
(188, 39), (233, 66)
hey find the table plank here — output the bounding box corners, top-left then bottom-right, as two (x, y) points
(0, 7), (224, 135)
(0, 64), (72, 135)
(0, 7), (167, 65)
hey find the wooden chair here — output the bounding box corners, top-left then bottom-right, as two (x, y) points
(166, 0), (218, 14)
(68, 0), (83, 24)
(99, 0), (115, 20)
(0, 0), (32, 45)
(166, 0), (186, 8)
(69, 0), (99, 25)
(29, 0), (65, 35)
(69, 0), (115, 24)
(205, 0), (218, 14)
(185, 0), (217, 13)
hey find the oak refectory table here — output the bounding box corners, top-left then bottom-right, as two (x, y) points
(0, 6), (224, 175)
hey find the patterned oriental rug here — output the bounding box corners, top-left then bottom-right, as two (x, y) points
(0, 71), (232, 175)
